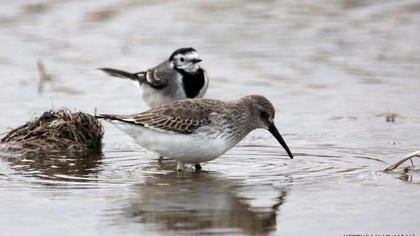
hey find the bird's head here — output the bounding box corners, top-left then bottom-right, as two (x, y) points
(246, 95), (294, 159)
(169, 47), (202, 74)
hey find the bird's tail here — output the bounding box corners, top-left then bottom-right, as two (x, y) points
(98, 68), (144, 81)
(95, 114), (119, 120)
(96, 114), (140, 126)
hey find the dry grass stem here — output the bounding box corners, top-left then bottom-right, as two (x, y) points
(384, 151), (420, 172)
(37, 60), (54, 94)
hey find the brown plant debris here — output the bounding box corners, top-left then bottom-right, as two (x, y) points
(0, 109), (103, 155)
(384, 151), (420, 172)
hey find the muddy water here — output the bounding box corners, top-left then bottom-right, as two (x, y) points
(1, 1), (420, 235)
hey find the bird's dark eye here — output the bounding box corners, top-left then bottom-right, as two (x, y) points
(259, 110), (269, 119)
(180, 57), (185, 62)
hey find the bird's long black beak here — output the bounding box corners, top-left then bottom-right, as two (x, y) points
(268, 124), (293, 159)
(191, 58), (202, 63)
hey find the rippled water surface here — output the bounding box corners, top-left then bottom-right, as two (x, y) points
(1, 1), (420, 235)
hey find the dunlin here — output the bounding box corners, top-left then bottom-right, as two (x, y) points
(97, 95), (293, 171)
(99, 47), (209, 108)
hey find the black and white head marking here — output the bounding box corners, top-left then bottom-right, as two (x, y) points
(169, 47), (202, 74)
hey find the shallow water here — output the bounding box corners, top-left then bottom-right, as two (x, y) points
(1, 0), (420, 235)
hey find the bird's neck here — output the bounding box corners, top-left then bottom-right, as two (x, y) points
(177, 68), (206, 98)
(221, 100), (259, 147)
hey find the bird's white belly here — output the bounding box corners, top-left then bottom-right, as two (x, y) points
(137, 83), (186, 107)
(112, 121), (228, 163)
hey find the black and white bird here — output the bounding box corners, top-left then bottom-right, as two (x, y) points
(99, 47), (209, 107)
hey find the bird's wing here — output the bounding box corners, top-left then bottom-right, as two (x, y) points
(99, 99), (221, 134)
(138, 67), (169, 89)
(136, 60), (179, 89)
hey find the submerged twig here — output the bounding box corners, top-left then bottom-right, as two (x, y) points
(384, 151), (420, 172)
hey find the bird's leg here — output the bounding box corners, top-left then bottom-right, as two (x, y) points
(177, 162), (185, 172)
(194, 164), (202, 171)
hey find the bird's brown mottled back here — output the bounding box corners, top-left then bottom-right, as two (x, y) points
(112, 99), (224, 134)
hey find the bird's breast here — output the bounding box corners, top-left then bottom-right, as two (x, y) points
(140, 82), (186, 107)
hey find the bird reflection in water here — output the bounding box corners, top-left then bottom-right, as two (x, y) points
(121, 163), (290, 235)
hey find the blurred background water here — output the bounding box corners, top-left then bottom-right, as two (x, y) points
(1, 0), (420, 235)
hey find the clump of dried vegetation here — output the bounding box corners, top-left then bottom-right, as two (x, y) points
(0, 109), (103, 156)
